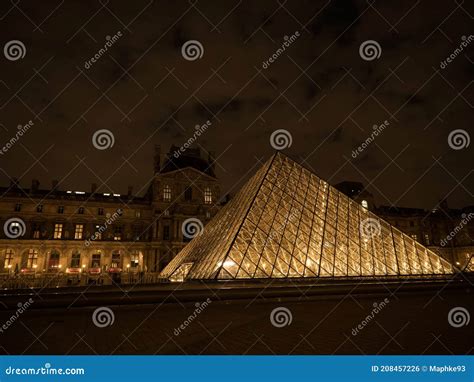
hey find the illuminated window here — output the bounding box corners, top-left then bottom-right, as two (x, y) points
(94, 225), (102, 240)
(32, 223), (41, 239)
(27, 249), (38, 268)
(111, 251), (121, 268)
(91, 252), (101, 268)
(410, 234), (417, 241)
(48, 251), (60, 270)
(361, 200), (368, 209)
(163, 185), (171, 201)
(113, 226), (122, 241)
(4, 249), (13, 268)
(204, 187), (212, 204)
(53, 223), (63, 239)
(74, 224), (84, 239)
(424, 234), (430, 245)
(164, 209), (170, 216)
(184, 187), (192, 201)
(131, 253), (139, 268)
(71, 251), (81, 268)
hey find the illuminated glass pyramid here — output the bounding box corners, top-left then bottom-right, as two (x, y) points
(161, 153), (453, 281)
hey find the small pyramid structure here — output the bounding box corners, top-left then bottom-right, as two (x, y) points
(161, 153), (454, 281)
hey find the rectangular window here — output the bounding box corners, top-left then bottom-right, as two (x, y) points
(94, 225), (102, 240)
(204, 187), (212, 204)
(14, 203), (21, 212)
(130, 253), (139, 268)
(78, 207), (85, 214)
(4, 249), (14, 268)
(111, 252), (121, 268)
(37, 204), (43, 213)
(53, 223), (63, 239)
(98, 208), (104, 215)
(410, 234), (417, 241)
(91, 253), (101, 268)
(133, 226), (141, 241)
(163, 185), (171, 202)
(71, 252), (81, 268)
(27, 249), (38, 268)
(74, 224), (84, 239)
(58, 206), (64, 214)
(424, 234), (430, 245)
(113, 226), (122, 241)
(135, 210), (141, 218)
(163, 225), (170, 240)
(184, 187), (192, 201)
(32, 223), (41, 239)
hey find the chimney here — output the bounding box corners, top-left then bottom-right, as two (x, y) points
(52, 179), (59, 191)
(127, 185), (133, 197)
(91, 183), (97, 193)
(31, 179), (40, 193)
(154, 145), (161, 173)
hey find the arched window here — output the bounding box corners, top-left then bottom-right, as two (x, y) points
(48, 250), (60, 270)
(163, 185), (171, 201)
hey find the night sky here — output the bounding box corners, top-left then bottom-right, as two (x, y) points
(0, 0), (472, 209)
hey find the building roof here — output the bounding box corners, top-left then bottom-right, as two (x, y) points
(160, 145), (216, 177)
(160, 152), (453, 281)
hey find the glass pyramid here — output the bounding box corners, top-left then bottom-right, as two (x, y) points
(161, 153), (453, 281)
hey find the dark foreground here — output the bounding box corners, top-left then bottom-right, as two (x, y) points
(0, 278), (472, 355)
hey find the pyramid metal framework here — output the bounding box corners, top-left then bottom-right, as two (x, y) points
(161, 153), (454, 281)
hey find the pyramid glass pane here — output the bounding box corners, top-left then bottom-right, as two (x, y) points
(160, 153), (454, 280)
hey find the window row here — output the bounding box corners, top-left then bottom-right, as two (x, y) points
(13, 204), (141, 217)
(162, 185), (213, 204)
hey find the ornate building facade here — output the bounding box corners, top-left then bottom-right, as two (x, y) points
(0, 146), (220, 281)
